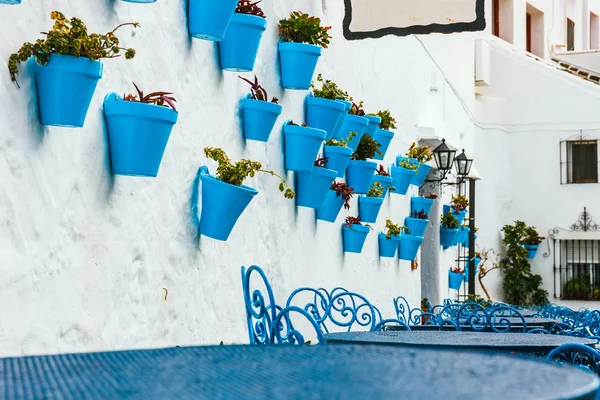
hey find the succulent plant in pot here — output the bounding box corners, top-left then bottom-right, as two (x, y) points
(372, 110), (397, 161)
(317, 181), (354, 223)
(283, 121), (327, 171)
(238, 75), (281, 142)
(338, 100), (369, 151)
(390, 156), (418, 196)
(188, 0), (238, 41)
(346, 134), (382, 194)
(397, 142), (433, 186)
(358, 182), (385, 223)
(370, 164), (395, 197)
(8, 11), (138, 127)
(378, 219), (402, 258)
(449, 266), (465, 290)
(342, 216), (372, 253)
(323, 132), (356, 178)
(218, 0), (267, 72)
(306, 74), (350, 140)
(296, 156), (338, 209)
(404, 209), (429, 238)
(104, 83), (177, 177)
(199, 147), (294, 241)
(440, 210), (460, 249)
(278, 11), (332, 90)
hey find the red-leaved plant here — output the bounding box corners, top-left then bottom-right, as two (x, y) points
(376, 164), (390, 176)
(235, 0), (265, 17)
(314, 156), (329, 168)
(330, 181), (354, 209)
(423, 192), (438, 199)
(345, 216), (372, 230)
(124, 82), (177, 111)
(239, 75), (278, 103)
(411, 209), (428, 220)
(450, 266), (464, 274)
(348, 100), (365, 116)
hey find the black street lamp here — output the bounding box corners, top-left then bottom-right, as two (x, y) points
(432, 138), (457, 174)
(454, 149), (473, 177)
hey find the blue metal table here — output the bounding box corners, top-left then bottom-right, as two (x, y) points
(325, 331), (597, 354)
(0, 344), (598, 399)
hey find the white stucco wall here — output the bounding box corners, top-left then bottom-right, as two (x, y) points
(0, 1), (480, 356)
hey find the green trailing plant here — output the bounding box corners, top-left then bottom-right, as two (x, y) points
(310, 73), (349, 100)
(398, 157), (419, 171)
(523, 226), (545, 245)
(366, 182), (383, 197)
(500, 221), (548, 306)
(325, 132), (356, 147)
(123, 82), (177, 111)
(278, 11), (332, 48)
(384, 219), (401, 239)
(406, 142), (433, 163)
(8, 11), (139, 87)
(440, 211), (460, 229)
(203, 147), (294, 199)
(235, 0), (265, 17)
(352, 134), (382, 161)
(330, 181), (354, 209)
(411, 209), (428, 220)
(450, 266), (464, 274)
(239, 75), (278, 103)
(563, 275), (593, 299)
(348, 100), (365, 116)
(375, 110), (397, 130)
(451, 195), (469, 212)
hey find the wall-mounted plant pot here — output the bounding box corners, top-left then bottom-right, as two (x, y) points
(323, 145), (353, 178)
(296, 167), (337, 209)
(390, 165), (417, 195)
(283, 122), (326, 171)
(330, 100), (352, 139)
(198, 166), (259, 241)
(443, 205), (468, 225)
(378, 233), (401, 258)
(411, 196), (434, 215)
(358, 196), (383, 223)
(464, 234), (478, 249)
(0, 0), (22, 3)
(104, 93), (178, 177)
(33, 54), (102, 127)
(278, 42), (321, 90)
(440, 227), (459, 248)
(370, 175), (393, 198)
(218, 14), (267, 71)
(306, 95), (347, 140)
(399, 234), (424, 261)
(241, 95), (282, 142)
(121, 0), (156, 3)
(346, 160), (377, 194)
(524, 244), (539, 258)
(372, 129), (394, 161)
(412, 163), (432, 186)
(364, 115), (382, 137)
(473, 257), (482, 268)
(456, 226), (470, 247)
(448, 271), (464, 290)
(316, 190), (345, 222)
(464, 267), (479, 283)
(405, 217), (428, 238)
(339, 115), (369, 152)
(188, 0), (238, 41)
(343, 224), (370, 253)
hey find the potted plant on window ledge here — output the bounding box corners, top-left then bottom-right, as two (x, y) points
(346, 134), (382, 194)
(372, 110), (397, 160)
(449, 267), (465, 290)
(322, 133), (356, 178)
(390, 157), (418, 195)
(296, 156), (338, 209)
(378, 219), (402, 258)
(358, 182), (385, 223)
(218, 0), (267, 72)
(523, 226), (545, 258)
(278, 11), (331, 90)
(337, 101), (369, 152)
(306, 74), (350, 140)
(342, 216), (372, 253)
(199, 147), (294, 241)
(440, 210), (460, 248)
(8, 11), (138, 127)
(317, 181), (353, 222)
(104, 83), (177, 177)
(238, 75), (281, 142)
(283, 121), (326, 171)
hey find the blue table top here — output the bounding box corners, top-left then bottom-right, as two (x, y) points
(0, 344), (598, 399)
(325, 331), (597, 353)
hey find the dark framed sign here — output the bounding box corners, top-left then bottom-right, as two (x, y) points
(343, 0), (486, 40)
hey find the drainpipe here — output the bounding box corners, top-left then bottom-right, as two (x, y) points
(468, 178), (476, 294)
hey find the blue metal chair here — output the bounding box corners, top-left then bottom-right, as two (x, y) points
(546, 343), (600, 376)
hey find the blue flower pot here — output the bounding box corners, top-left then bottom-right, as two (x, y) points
(524, 244), (539, 258)
(358, 196), (383, 223)
(464, 267), (479, 283)
(339, 115), (369, 151)
(440, 227), (459, 248)
(346, 160), (377, 194)
(378, 233), (401, 258)
(448, 271), (464, 290)
(306, 95), (347, 140)
(412, 164), (432, 186)
(121, 0), (155, 3)
(316, 190), (345, 222)
(323, 145), (353, 178)
(443, 205), (468, 225)
(218, 14), (267, 72)
(33, 54), (102, 127)
(296, 167), (337, 209)
(372, 129), (394, 161)
(188, 0), (238, 40)
(278, 42), (321, 90)
(0, 0), (22, 3)
(396, 156), (420, 168)
(241, 96), (282, 142)
(457, 226), (470, 246)
(390, 165), (417, 195)
(198, 166), (259, 241)
(364, 115), (382, 136)
(399, 234), (424, 261)
(411, 197), (434, 215)
(343, 224), (370, 253)
(104, 93), (178, 177)
(405, 217), (429, 237)
(331, 100), (352, 139)
(474, 257), (481, 268)
(464, 234), (478, 249)
(370, 175), (393, 198)
(283, 122), (326, 172)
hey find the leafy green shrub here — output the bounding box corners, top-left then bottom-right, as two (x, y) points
(451, 195), (469, 212)
(278, 11), (332, 47)
(524, 226), (545, 245)
(375, 110), (397, 130)
(384, 219), (401, 239)
(325, 132), (356, 147)
(406, 142), (433, 163)
(398, 157), (419, 171)
(311, 74), (349, 100)
(440, 211), (460, 229)
(352, 134), (382, 160)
